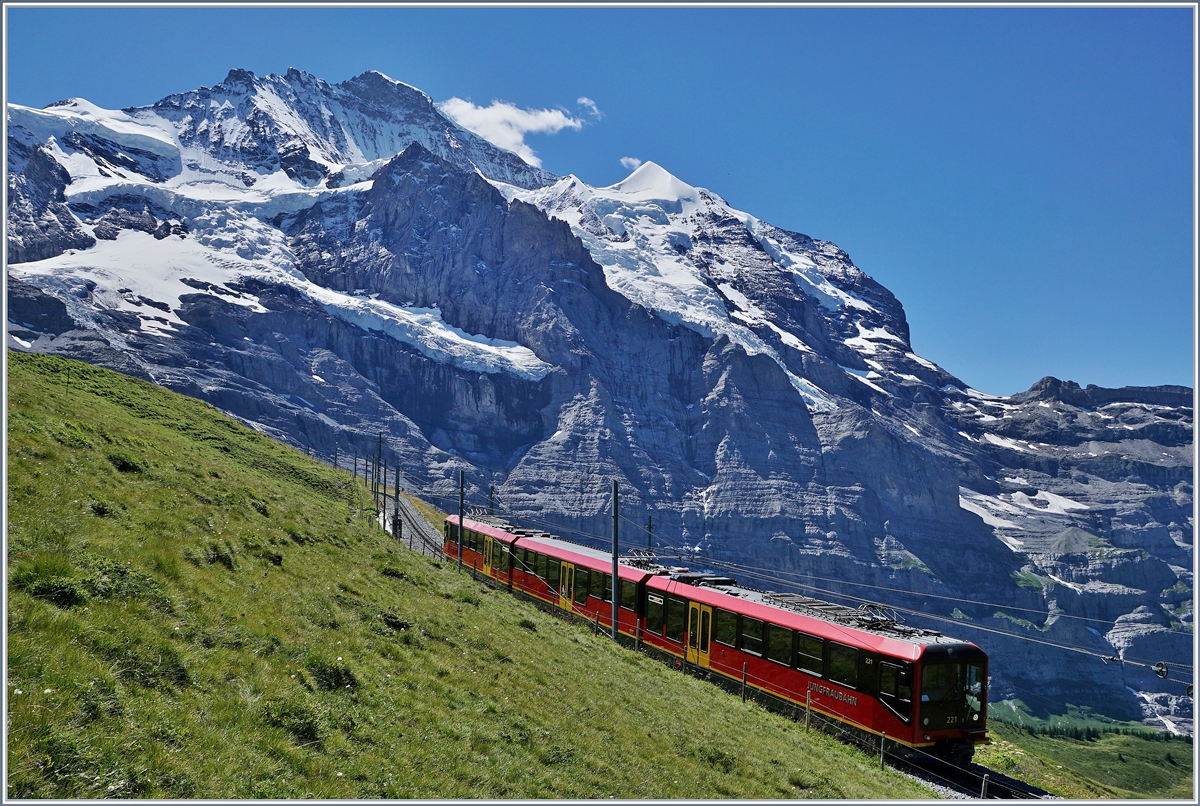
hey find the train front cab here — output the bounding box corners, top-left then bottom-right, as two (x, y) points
(913, 643), (988, 766)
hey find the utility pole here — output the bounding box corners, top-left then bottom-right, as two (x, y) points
(489, 484), (495, 516)
(333, 443), (338, 471)
(611, 479), (619, 641)
(647, 514), (653, 552)
(380, 458), (387, 518)
(377, 432), (383, 485)
(457, 470), (465, 569)
(393, 464), (401, 543)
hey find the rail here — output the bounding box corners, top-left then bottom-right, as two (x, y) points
(381, 497), (445, 557)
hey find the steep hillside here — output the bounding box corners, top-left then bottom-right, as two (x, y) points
(6, 352), (933, 799)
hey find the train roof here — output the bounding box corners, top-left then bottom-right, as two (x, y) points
(647, 575), (978, 661)
(448, 514), (981, 659)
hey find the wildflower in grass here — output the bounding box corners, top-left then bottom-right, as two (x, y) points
(43, 689), (51, 694)
(13, 690), (21, 695)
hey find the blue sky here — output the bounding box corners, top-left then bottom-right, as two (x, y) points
(6, 6), (1194, 395)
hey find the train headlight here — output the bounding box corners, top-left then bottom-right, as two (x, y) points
(972, 714), (979, 721)
(922, 717), (929, 726)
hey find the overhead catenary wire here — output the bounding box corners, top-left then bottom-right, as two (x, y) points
(453, 491), (1196, 677)
(510, 501), (1194, 638)
(647, 551), (1191, 634)
(372, 468), (1195, 688)
(692, 557), (1194, 684)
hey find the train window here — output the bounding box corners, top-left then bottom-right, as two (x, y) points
(574, 568), (590, 603)
(547, 559), (560, 592)
(713, 609), (737, 646)
(879, 662), (912, 702)
(619, 579), (637, 611)
(501, 545), (512, 574)
(766, 624), (792, 665)
(665, 598), (687, 644)
(898, 666), (912, 701)
(878, 661), (912, 723)
(740, 617), (763, 656)
(966, 661), (985, 716)
(536, 552), (548, 580)
(603, 574), (613, 603)
(828, 642), (858, 688)
(646, 594), (665, 636)
(796, 633), (823, 676)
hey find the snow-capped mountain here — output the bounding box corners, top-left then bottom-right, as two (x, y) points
(6, 68), (1192, 731)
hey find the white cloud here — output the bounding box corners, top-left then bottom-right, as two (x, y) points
(577, 96), (602, 119)
(437, 97), (584, 168)
(620, 156), (643, 171)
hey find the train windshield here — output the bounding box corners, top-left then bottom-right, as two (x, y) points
(919, 660), (986, 731)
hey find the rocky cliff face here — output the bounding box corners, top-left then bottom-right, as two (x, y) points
(6, 68), (1192, 732)
(6, 143), (96, 264)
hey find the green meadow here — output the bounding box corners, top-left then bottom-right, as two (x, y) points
(6, 351), (934, 799)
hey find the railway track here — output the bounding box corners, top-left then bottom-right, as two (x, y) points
(892, 756), (1055, 800)
(381, 497), (445, 557)
(803, 707), (1054, 799)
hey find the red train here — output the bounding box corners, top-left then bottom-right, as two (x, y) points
(444, 514), (989, 765)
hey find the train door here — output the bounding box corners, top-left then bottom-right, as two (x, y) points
(559, 562), (575, 610)
(483, 536), (495, 576)
(686, 602), (712, 667)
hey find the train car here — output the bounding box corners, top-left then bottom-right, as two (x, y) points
(444, 514), (988, 765)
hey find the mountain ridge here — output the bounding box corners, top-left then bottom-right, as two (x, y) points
(6, 68), (1192, 731)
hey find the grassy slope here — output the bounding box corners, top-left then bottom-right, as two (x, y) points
(6, 352), (933, 799)
(976, 721), (1193, 800)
